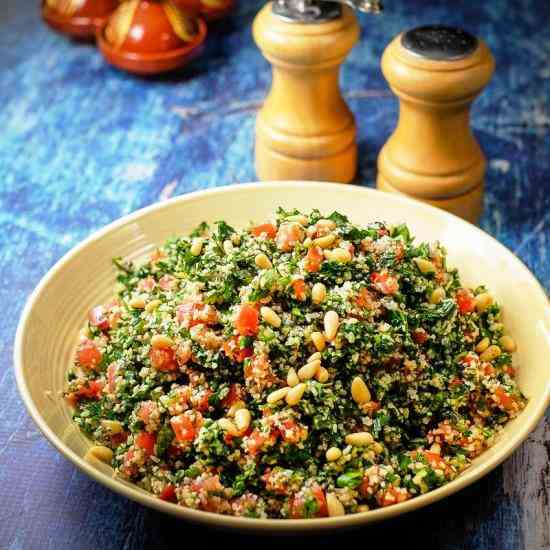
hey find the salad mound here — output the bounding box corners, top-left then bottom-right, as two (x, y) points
(65, 209), (525, 519)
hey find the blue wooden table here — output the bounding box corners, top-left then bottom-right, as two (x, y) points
(1, 1), (548, 548)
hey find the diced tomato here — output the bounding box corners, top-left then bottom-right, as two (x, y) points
(76, 339), (102, 370)
(158, 274), (177, 291)
(483, 364), (495, 376)
(450, 377), (463, 387)
(150, 248), (166, 263)
(149, 347), (178, 372)
(503, 365), (516, 377)
(290, 485), (328, 518)
(494, 387), (516, 411)
(370, 271), (399, 295)
(234, 304), (259, 336)
(412, 328), (429, 344)
(88, 306), (110, 331)
(355, 287), (375, 309)
(135, 431), (156, 457)
(424, 451), (450, 473)
(376, 486), (410, 507)
(246, 430), (266, 455)
(177, 301), (217, 328)
(138, 401), (156, 424)
(66, 379), (104, 407)
(107, 363), (118, 393)
(304, 246), (324, 273)
(456, 288), (476, 314)
(361, 401), (381, 414)
(276, 223), (304, 252)
(223, 337), (253, 363)
(292, 279), (307, 301)
(193, 388), (213, 412)
(220, 384), (244, 409)
(251, 223), (277, 239)
(171, 411), (203, 442)
(110, 431), (128, 447)
(278, 418), (307, 444)
(175, 342), (192, 366)
(138, 276), (156, 292)
(243, 354), (277, 392)
(159, 484), (177, 503)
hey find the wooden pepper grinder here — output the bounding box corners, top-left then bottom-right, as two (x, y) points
(253, 0), (381, 184)
(377, 26), (495, 223)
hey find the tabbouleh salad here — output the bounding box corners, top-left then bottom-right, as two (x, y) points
(65, 209), (526, 519)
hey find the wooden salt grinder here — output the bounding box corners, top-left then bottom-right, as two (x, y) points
(253, 0), (381, 184)
(377, 26), (495, 223)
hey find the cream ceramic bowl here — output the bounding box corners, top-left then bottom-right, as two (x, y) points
(14, 182), (550, 534)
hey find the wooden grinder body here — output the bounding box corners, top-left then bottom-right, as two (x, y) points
(377, 31), (495, 223)
(253, 3), (359, 183)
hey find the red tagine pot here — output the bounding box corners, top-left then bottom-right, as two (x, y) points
(97, 0), (207, 75)
(42, 0), (119, 39)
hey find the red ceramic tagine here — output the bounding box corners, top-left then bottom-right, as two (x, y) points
(97, 0), (207, 75)
(198, 0), (235, 22)
(42, 0), (119, 39)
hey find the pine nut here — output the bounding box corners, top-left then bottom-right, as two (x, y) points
(324, 311), (339, 341)
(234, 408), (251, 432)
(499, 335), (517, 352)
(218, 418), (239, 436)
(286, 383), (306, 406)
(475, 337), (490, 354)
(227, 400), (246, 417)
(313, 234), (336, 249)
(101, 420), (123, 434)
(145, 299), (161, 313)
(261, 306), (281, 328)
(151, 334), (174, 349)
(308, 352), (321, 362)
(287, 214), (309, 226)
(429, 287), (446, 304)
(298, 359), (321, 381)
(357, 504), (370, 513)
(86, 445), (113, 463)
(316, 366), (329, 383)
(190, 238), (204, 256)
(223, 239), (234, 255)
(413, 257), (436, 275)
(267, 387), (289, 404)
(287, 368), (299, 387)
(480, 344), (501, 362)
(317, 219), (337, 231)
(311, 331), (326, 352)
(303, 237), (313, 248)
(129, 296), (146, 309)
(345, 432), (373, 446)
(325, 248), (352, 263)
(255, 253), (272, 270)
(231, 233), (241, 246)
(326, 493), (345, 517)
(351, 376), (371, 404)
(312, 283), (327, 305)
(373, 442), (384, 454)
(475, 293), (493, 313)
(326, 447), (342, 462)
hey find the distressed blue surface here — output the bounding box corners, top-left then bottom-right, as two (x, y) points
(1, 0), (549, 548)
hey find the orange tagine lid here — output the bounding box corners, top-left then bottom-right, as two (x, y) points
(42, 0), (120, 38)
(97, 0), (207, 75)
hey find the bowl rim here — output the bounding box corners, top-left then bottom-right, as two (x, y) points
(13, 181), (550, 532)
